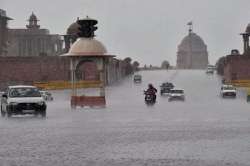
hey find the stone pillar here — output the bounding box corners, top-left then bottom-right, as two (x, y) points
(70, 58), (77, 96)
(63, 35), (71, 53)
(242, 33), (250, 54)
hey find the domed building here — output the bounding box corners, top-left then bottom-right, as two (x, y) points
(177, 25), (209, 69)
(63, 19), (81, 53)
(7, 12), (63, 57)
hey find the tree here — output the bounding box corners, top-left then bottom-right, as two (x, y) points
(123, 57), (132, 64)
(132, 61), (140, 71)
(123, 57), (133, 75)
(216, 56), (226, 75)
(161, 60), (170, 69)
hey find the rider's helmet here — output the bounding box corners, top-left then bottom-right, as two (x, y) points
(148, 83), (153, 89)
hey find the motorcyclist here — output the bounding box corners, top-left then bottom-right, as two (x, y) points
(145, 84), (157, 101)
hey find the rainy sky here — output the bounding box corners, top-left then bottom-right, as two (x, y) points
(1, 0), (250, 66)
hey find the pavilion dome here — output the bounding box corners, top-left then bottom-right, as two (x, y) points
(245, 23), (250, 34)
(67, 21), (80, 35)
(64, 37), (107, 56)
(29, 12), (38, 21)
(178, 32), (207, 53)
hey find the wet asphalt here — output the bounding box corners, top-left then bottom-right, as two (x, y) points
(0, 70), (250, 166)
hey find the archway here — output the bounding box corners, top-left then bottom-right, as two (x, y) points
(75, 60), (99, 81)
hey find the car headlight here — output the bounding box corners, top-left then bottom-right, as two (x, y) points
(37, 101), (45, 106)
(9, 102), (18, 106)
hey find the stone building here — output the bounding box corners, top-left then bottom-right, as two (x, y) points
(0, 16), (133, 89)
(7, 12), (63, 57)
(0, 9), (12, 56)
(177, 24), (209, 69)
(63, 19), (80, 53)
(222, 24), (250, 82)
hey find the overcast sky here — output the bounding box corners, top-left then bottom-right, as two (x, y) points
(1, 0), (250, 66)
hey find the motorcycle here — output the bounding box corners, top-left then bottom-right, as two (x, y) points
(144, 91), (156, 105)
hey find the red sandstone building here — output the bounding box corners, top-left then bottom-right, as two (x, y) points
(222, 24), (250, 83)
(7, 13), (63, 57)
(0, 11), (134, 90)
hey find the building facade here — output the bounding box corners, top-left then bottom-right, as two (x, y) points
(7, 13), (63, 57)
(222, 24), (250, 82)
(0, 9), (12, 56)
(177, 25), (209, 69)
(0, 16), (135, 89)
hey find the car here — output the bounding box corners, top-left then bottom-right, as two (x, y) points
(40, 90), (53, 101)
(1, 85), (47, 117)
(220, 84), (236, 98)
(160, 82), (174, 95)
(206, 65), (215, 74)
(206, 68), (214, 74)
(133, 74), (142, 83)
(247, 90), (250, 102)
(168, 89), (185, 101)
(0, 91), (4, 98)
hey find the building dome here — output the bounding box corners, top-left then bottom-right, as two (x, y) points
(178, 32), (207, 52)
(67, 21), (80, 35)
(177, 31), (208, 69)
(245, 23), (250, 34)
(63, 37), (107, 56)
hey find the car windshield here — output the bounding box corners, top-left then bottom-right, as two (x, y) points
(134, 75), (141, 78)
(9, 88), (41, 98)
(223, 86), (235, 90)
(171, 90), (184, 94)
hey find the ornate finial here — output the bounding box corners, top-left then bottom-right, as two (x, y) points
(26, 12), (40, 29)
(187, 21), (193, 34)
(77, 16), (98, 38)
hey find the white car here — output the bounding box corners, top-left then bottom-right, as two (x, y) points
(168, 89), (185, 101)
(206, 68), (214, 74)
(220, 84), (236, 98)
(1, 85), (46, 117)
(206, 65), (215, 74)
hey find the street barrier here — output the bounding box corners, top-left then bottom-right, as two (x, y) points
(231, 80), (250, 87)
(34, 80), (102, 90)
(71, 96), (106, 108)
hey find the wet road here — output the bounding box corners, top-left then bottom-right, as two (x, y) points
(1, 70), (250, 166)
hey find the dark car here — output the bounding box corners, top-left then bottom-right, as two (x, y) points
(160, 82), (174, 95)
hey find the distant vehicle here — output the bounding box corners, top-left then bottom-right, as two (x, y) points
(206, 68), (214, 74)
(0, 91), (4, 98)
(168, 89), (185, 101)
(206, 65), (214, 74)
(220, 84), (236, 98)
(247, 90), (250, 102)
(133, 74), (142, 83)
(144, 91), (156, 105)
(1, 85), (47, 117)
(40, 90), (53, 101)
(160, 82), (174, 95)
